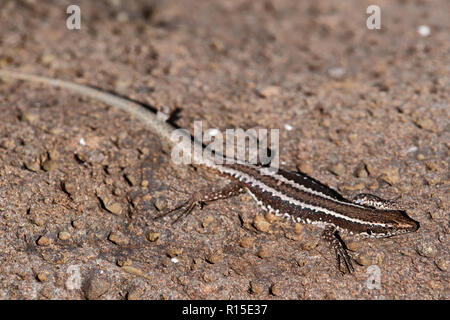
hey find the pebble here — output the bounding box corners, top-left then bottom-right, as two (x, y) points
(24, 159), (41, 172)
(417, 25), (431, 37)
(42, 159), (58, 172)
(355, 254), (373, 266)
(239, 236), (254, 248)
(36, 272), (47, 282)
(116, 258), (132, 267)
(270, 283), (282, 296)
(413, 118), (437, 132)
(249, 281), (264, 294)
(121, 266), (152, 280)
(99, 195), (123, 215)
(253, 215), (271, 233)
(127, 288), (143, 300)
(146, 232), (160, 242)
(205, 250), (223, 264)
(108, 232), (129, 246)
(84, 277), (110, 300)
(257, 245), (272, 259)
(297, 162), (313, 175)
(294, 223), (304, 234)
(327, 66), (346, 79)
(202, 215), (214, 228)
(58, 231), (70, 240)
(19, 110), (40, 124)
(416, 243), (437, 258)
(62, 180), (79, 195)
(380, 167), (401, 185)
(300, 238), (319, 251)
(346, 241), (364, 252)
(166, 247), (183, 258)
(434, 258), (448, 271)
(36, 236), (52, 246)
(257, 86), (280, 98)
(329, 163), (346, 176)
(264, 212), (277, 224)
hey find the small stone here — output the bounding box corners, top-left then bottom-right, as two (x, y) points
(72, 219), (83, 229)
(48, 149), (60, 160)
(270, 283), (282, 296)
(36, 236), (52, 246)
(380, 167), (401, 185)
(124, 173), (137, 186)
(434, 258), (448, 271)
(346, 241), (363, 252)
(327, 66), (346, 79)
(416, 243), (437, 258)
(257, 245), (272, 259)
(0, 138), (15, 150)
(338, 183), (365, 192)
(205, 251), (223, 264)
(355, 254), (373, 266)
(24, 159), (41, 172)
(166, 248), (183, 258)
(62, 180), (78, 195)
(108, 232), (129, 246)
(300, 238), (319, 251)
(202, 215), (214, 228)
(253, 215), (271, 233)
(413, 118), (437, 132)
(58, 231), (70, 240)
(146, 232), (160, 242)
(42, 159), (58, 171)
(153, 198), (166, 211)
(84, 277), (110, 300)
(297, 162), (313, 175)
(355, 166), (368, 178)
(425, 161), (439, 172)
(329, 163), (346, 176)
(416, 153), (425, 161)
(250, 281), (264, 294)
(40, 53), (56, 66)
(141, 180), (149, 188)
(257, 86), (280, 98)
(294, 223), (304, 234)
(121, 266), (152, 280)
(30, 215), (45, 226)
(36, 272), (47, 282)
(127, 288), (143, 300)
(239, 236), (254, 248)
(99, 196), (123, 216)
(117, 258), (132, 267)
(264, 212), (277, 224)
(19, 110), (40, 124)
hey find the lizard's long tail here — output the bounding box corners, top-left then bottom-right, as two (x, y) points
(0, 69), (180, 148)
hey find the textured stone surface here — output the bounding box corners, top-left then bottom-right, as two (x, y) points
(0, 0), (448, 299)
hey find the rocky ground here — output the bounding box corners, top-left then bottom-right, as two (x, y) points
(0, 0), (448, 299)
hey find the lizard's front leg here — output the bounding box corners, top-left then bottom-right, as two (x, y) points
(322, 226), (354, 274)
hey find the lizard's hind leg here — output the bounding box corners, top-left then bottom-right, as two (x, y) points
(154, 183), (244, 224)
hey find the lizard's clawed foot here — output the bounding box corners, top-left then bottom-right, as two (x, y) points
(154, 197), (204, 225)
(323, 226), (354, 274)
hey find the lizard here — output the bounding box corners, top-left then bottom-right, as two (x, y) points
(0, 69), (420, 274)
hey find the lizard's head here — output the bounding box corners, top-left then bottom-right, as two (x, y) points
(367, 210), (420, 238)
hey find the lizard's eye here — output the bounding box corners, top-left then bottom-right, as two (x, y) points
(366, 229), (372, 235)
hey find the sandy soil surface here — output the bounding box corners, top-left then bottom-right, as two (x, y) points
(0, 0), (448, 299)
